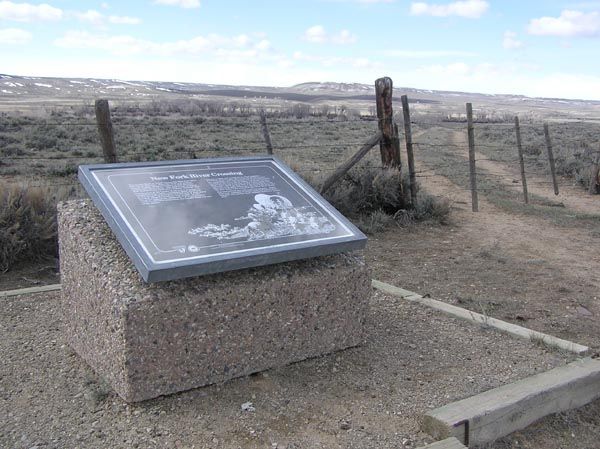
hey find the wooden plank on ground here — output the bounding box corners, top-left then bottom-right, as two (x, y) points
(371, 280), (421, 299)
(416, 437), (467, 449)
(0, 284), (62, 298)
(422, 358), (600, 446)
(371, 279), (590, 355)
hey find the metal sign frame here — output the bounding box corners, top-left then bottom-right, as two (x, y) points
(79, 156), (367, 282)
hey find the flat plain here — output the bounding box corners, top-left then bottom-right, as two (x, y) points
(1, 75), (600, 448)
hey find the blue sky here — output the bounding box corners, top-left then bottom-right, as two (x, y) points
(2, 0), (600, 99)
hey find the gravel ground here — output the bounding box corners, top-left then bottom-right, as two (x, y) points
(1, 289), (573, 449)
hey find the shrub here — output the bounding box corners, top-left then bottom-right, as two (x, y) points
(355, 209), (396, 234)
(303, 161), (450, 234)
(393, 192), (451, 227)
(320, 162), (405, 217)
(0, 134), (19, 146)
(50, 163), (78, 177)
(0, 182), (63, 271)
(1, 146), (24, 157)
(26, 133), (58, 150)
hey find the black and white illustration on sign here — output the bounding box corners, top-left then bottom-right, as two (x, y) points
(188, 194), (335, 243)
(89, 159), (354, 265)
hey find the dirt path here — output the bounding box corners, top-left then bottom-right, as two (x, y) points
(475, 156), (599, 213)
(367, 129), (600, 356)
(469, 138), (598, 214)
(419, 131), (599, 291)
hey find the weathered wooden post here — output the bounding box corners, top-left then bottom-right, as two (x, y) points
(466, 103), (479, 212)
(94, 99), (118, 163)
(375, 77), (401, 169)
(259, 109), (274, 155)
(401, 95), (417, 205)
(543, 123), (559, 195)
(588, 149), (599, 195)
(514, 116), (529, 204)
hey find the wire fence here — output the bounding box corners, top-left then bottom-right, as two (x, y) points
(1, 106), (599, 203)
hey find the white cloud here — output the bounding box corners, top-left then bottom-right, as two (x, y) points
(527, 10), (600, 37)
(503, 31), (523, 49)
(154, 0), (200, 8)
(75, 10), (104, 26)
(255, 39), (271, 51)
(561, 2), (600, 11)
(232, 34), (250, 46)
(403, 61), (600, 100)
(74, 9), (141, 26)
(292, 51), (381, 70)
(54, 31), (272, 59)
(0, 27), (31, 44)
(332, 29), (357, 44)
(303, 25), (357, 44)
(418, 61), (471, 76)
(381, 49), (477, 57)
(5, 55), (330, 88)
(7, 49), (600, 100)
(303, 25), (327, 43)
(522, 72), (600, 100)
(410, 0), (489, 18)
(0, 1), (62, 22)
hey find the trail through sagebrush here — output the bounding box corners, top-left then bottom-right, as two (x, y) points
(413, 130), (600, 290)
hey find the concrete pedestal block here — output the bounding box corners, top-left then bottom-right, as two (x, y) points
(58, 200), (370, 402)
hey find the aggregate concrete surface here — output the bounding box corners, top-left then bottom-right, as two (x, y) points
(1, 289), (572, 449)
(58, 199), (370, 402)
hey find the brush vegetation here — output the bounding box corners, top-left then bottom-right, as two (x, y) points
(303, 161), (450, 234)
(3, 100), (597, 270)
(0, 182), (65, 271)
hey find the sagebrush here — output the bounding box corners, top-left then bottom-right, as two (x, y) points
(303, 161), (450, 234)
(0, 182), (63, 271)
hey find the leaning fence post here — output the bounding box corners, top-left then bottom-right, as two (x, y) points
(320, 132), (382, 194)
(259, 109), (273, 155)
(514, 116), (529, 204)
(588, 149), (599, 195)
(401, 95), (417, 205)
(466, 103), (479, 212)
(94, 99), (118, 163)
(543, 123), (559, 195)
(375, 77), (401, 169)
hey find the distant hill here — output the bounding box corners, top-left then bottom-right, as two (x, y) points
(1, 74), (599, 110)
(291, 82), (372, 94)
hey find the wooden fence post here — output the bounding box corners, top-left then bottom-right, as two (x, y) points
(514, 116), (529, 204)
(401, 95), (417, 205)
(543, 123), (559, 195)
(94, 99), (118, 163)
(375, 77), (401, 169)
(259, 109), (274, 155)
(588, 149), (599, 195)
(320, 132), (382, 194)
(466, 103), (479, 212)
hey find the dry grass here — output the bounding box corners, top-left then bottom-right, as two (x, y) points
(0, 181), (68, 271)
(6, 102), (598, 270)
(474, 121), (600, 190)
(0, 105), (456, 270)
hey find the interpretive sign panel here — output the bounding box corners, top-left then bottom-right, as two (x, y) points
(79, 156), (366, 282)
